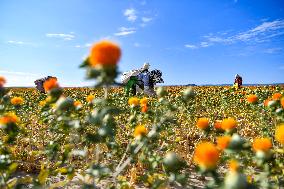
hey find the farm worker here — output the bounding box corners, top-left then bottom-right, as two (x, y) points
(136, 63), (157, 97)
(234, 74), (243, 89)
(125, 63), (157, 97)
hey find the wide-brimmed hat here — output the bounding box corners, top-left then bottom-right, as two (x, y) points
(142, 62), (150, 70)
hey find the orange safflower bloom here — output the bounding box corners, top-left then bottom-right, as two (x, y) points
(217, 136), (231, 150)
(0, 76), (6, 87)
(252, 138), (272, 152)
(74, 101), (82, 107)
(196, 118), (210, 130)
(281, 97), (284, 108)
(247, 94), (258, 104)
(193, 142), (220, 170)
(140, 97), (148, 106)
(89, 40), (121, 68)
(43, 78), (59, 92)
(86, 95), (95, 103)
(39, 100), (46, 107)
(0, 113), (19, 125)
(275, 124), (284, 145)
(141, 105), (148, 113)
(272, 93), (282, 100)
(128, 97), (139, 107)
(221, 118), (237, 131)
(134, 125), (148, 138)
(264, 98), (271, 107)
(11, 97), (24, 105)
(214, 120), (223, 130)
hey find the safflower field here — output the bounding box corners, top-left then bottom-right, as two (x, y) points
(0, 41), (283, 189)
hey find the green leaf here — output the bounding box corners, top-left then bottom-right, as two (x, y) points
(8, 162), (18, 174)
(7, 178), (18, 188)
(38, 168), (49, 185)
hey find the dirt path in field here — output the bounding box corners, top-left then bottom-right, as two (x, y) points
(15, 166), (212, 189)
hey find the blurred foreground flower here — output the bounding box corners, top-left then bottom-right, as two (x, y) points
(86, 94), (95, 103)
(0, 113), (20, 143)
(89, 40), (121, 68)
(82, 40), (121, 88)
(252, 138), (272, 153)
(275, 124), (284, 145)
(281, 97), (284, 108)
(0, 76), (6, 87)
(163, 152), (185, 172)
(43, 77), (59, 92)
(253, 137), (272, 162)
(224, 160), (248, 189)
(217, 136), (231, 150)
(193, 142), (219, 171)
(272, 93), (282, 100)
(0, 113), (19, 125)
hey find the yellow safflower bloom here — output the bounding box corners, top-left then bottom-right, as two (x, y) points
(140, 97), (148, 106)
(134, 125), (148, 138)
(128, 97), (139, 107)
(11, 97), (24, 105)
(86, 95), (95, 103)
(275, 124), (284, 145)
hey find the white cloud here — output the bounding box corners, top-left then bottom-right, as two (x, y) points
(7, 40), (24, 45)
(263, 48), (282, 54)
(184, 44), (198, 49)
(134, 42), (140, 47)
(142, 17), (152, 23)
(114, 27), (136, 36)
(0, 70), (42, 87)
(46, 33), (75, 40)
(200, 42), (211, 47)
(200, 19), (284, 48)
(7, 40), (36, 46)
(124, 8), (137, 22)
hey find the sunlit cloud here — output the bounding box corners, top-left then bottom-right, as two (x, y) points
(114, 27), (136, 36)
(184, 44), (198, 49)
(0, 70), (42, 87)
(46, 33), (75, 40)
(124, 8), (137, 22)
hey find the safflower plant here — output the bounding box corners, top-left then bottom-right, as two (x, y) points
(0, 41), (283, 189)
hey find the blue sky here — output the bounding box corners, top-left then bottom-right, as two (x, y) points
(0, 0), (284, 86)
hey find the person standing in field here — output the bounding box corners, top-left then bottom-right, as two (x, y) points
(136, 63), (157, 97)
(124, 63), (163, 97)
(234, 74), (243, 88)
